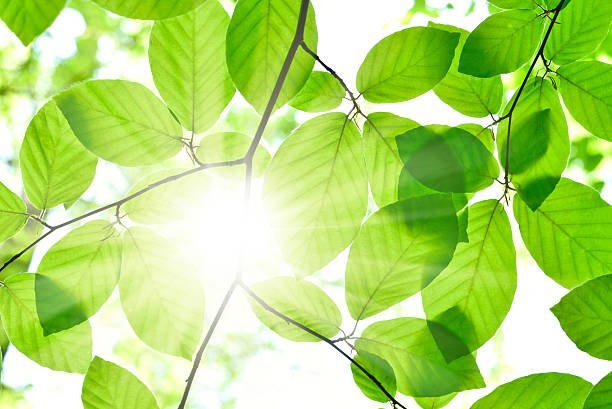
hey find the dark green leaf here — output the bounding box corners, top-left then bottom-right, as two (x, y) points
(514, 178), (612, 289)
(149, 0), (235, 133)
(396, 125), (499, 193)
(351, 351), (397, 403)
(346, 195), (458, 320)
(459, 10), (545, 77)
(357, 27), (460, 103)
(226, 0), (318, 114)
(551, 274), (612, 360)
(55, 80), (183, 166)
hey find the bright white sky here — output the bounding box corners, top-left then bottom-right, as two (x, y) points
(1, 1), (611, 409)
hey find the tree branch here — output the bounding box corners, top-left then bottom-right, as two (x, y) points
(238, 280), (408, 409)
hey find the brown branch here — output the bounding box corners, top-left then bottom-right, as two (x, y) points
(238, 280), (408, 409)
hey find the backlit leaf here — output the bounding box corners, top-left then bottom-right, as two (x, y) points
(289, 71), (345, 113)
(0, 181), (28, 242)
(91, 0), (205, 20)
(351, 351), (397, 403)
(0, 0), (65, 46)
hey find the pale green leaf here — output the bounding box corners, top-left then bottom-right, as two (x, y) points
(120, 227), (205, 359)
(396, 125), (499, 193)
(422, 200), (516, 352)
(430, 22), (503, 118)
(226, 0), (318, 114)
(584, 371), (612, 409)
(513, 178), (612, 289)
(544, 0), (612, 65)
(55, 80), (183, 166)
(20, 100), (97, 210)
(551, 274), (612, 360)
(351, 351), (397, 403)
(362, 112), (422, 208)
(470, 373), (592, 409)
(149, 0), (235, 133)
(263, 113), (368, 275)
(195, 132), (270, 179)
(289, 71), (345, 113)
(0, 0), (65, 46)
(0, 181), (28, 242)
(35, 221), (122, 334)
(0, 273), (92, 373)
(414, 393), (457, 409)
(356, 318), (485, 397)
(82, 357), (159, 409)
(459, 10), (545, 77)
(357, 27), (459, 103)
(91, 0), (205, 20)
(557, 61), (612, 142)
(248, 276), (341, 342)
(346, 195), (458, 320)
(123, 168), (211, 225)
(498, 78), (569, 210)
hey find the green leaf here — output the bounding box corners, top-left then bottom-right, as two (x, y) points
(20, 100), (97, 210)
(0, 273), (92, 373)
(362, 112), (421, 208)
(226, 0), (318, 114)
(544, 0), (612, 65)
(90, 0), (205, 20)
(351, 351), (397, 403)
(263, 113), (368, 275)
(0, 181), (28, 242)
(247, 276), (342, 342)
(34, 221), (122, 334)
(459, 10), (545, 77)
(149, 0), (235, 134)
(346, 195), (458, 320)
(469, 373), (592, 409)
(430, 23), (503, 118)
(123, 169), (211, 225)
(355, 318), (485, 397)
(498, 78), (569, 210)
(195, 132), (270, 179)
(55, 80), (183, 167)
(289, 71), (345, 113)
(584, 371), (612, 409)
(396, 125), (499, 193)
(422, 200), (516, 352)
(0, 0), (66, 46)
(120, 227), (205, 359)
(414, 393), (457, 409)
(82, 356), (160, 409)
(513, 178), (612, 289)
(551, 274), (612, 360)
(357, 27), (460, 103)
(557, 61), (612, 142)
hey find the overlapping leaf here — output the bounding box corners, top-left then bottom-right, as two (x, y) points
(551, 274), (612, 360)
(498, 78), (569, 210)
(55, 80), (183, 166)
(91, 0), (205, 20)
(0, 181), (28, 242)
(247, 277), (342, 342)
(459, 10), (545, 77)
(514, 178), (612, 289)
(35, 221), (122, 334)
(263, 113), (368, 275)
(584, 371), (612, 409)
(469, 373), (592, 409)
(350, 351), (397, 402)
(355, 318), (485, 397)
(0, 0), (66, 46)
(357, 27), (459, 103)
(82, 357), (159, 409)
(120, 227), (205, 359)
(289, 71), (345, 112)
(557, 61), (612, 142)
(414, 393), (457, 409)
(346, 195), (458, 320)
(430, 23), (503, 118)
(0, 273), (92, 373)
(422, 200), (516, 352)
(226, 0), (318, 114)
(20, 100), (97, 210)
(149, 0), (235, 133)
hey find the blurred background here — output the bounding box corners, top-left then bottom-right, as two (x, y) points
(0, 0), (611, 408)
